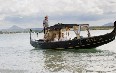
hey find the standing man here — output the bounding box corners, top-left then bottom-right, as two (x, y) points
(43, 16), (49, 34)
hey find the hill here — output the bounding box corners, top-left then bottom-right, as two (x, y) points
(9, 25), (24, 30)
(103, 22), (113, 26)
(1, 25), (24, 32)
(7, 25), (24, 32)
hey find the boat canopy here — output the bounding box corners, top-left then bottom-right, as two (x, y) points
(46, 23), (89, 30)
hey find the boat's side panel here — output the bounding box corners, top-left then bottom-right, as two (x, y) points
(38, 40), (79, 49)
(79, 32), (115, 48)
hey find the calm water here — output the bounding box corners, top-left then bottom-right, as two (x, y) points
(0, 30), (116, 73)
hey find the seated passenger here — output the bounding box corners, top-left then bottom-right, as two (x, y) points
(59, 33), (67, 41)
(54, 34), (59, 42)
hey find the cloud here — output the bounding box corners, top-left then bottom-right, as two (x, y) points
(0, 0), (116, 28)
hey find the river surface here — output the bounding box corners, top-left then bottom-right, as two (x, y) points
(0, 30), (116, 73)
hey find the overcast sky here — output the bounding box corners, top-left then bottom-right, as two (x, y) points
(0, 0), (116, 29)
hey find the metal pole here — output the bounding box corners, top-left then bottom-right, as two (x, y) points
(30, 29), (32, 41)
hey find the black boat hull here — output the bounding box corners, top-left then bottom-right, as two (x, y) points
(30, 31), (115, 49)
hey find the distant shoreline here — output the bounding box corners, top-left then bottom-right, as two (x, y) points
(0, 26), (114, 34)
(89, 26), (113, 30)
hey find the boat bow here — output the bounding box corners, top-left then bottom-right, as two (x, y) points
(112, 21), (116, 36)
(114, 21), (116, 35)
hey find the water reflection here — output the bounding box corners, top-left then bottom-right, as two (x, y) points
(62, 48), (102, 53)
(43, 50), (65, 72)
(43, 49), (102, 73)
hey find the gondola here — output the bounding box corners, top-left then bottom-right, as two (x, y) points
(30, 21), (116, 49)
